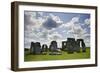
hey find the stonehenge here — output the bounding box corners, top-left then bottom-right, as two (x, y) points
(29, 38), (86, 55)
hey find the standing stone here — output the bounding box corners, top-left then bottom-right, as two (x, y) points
(77, 39), (82, 52)
(62, 41), (67, 51)
(49, 41), (58, 52)
(67, 38), (75, 53)
(81, 40), (86, 52)
(41, 44), (48, 54)
(30, 42), (35, 54)
(75, 40), (80, 53)
(34, 42), (42, 54)
(49, 41), (61, 55)
(77, 39), (86, 52)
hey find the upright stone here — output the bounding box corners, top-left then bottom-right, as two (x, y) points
(77, 39), (86, 52)
(30, 42), (35, 54)
(34, 42), (42, 54)
(67, 38), (75, 53)
(75, 40), (80, 52)
(49, 41), (58, 52)
(49, 41), (61, 55)
(81, 40), (86, 52)
(41, 44), (48, 54)
(62, 41), (67, 51)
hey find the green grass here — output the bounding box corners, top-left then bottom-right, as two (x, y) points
(24, 48), (90, 61)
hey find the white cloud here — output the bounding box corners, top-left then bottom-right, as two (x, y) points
(84, 18), (90, 25)
(57, 16), (90, 47)
(24, 11), (39, 26)
(24, 11), (90, 48)
(59, 23), (72, 30)
(25, 11), (46, 28)
(24, 11), (48, 47)
(49, 13), (63, 24)
(24, 11), (36, 17)
(83, 34), (90, 47)
(48, 31), (63, 48)
(58, 17), (85, 39)
(48, 32), (62, 40)
(62, 30), (67, 33)
(38, 12), (43, 16)
(59, 17), (80, 30)
(71, 17), (79, 23)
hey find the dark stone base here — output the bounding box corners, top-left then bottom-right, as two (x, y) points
(82, 50), (86, 52)
(49, 52), (62, 55)
(67, 52), (74, 54)
(41, 52), (47, 55)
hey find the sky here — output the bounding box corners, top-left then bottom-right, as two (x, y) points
(24, 11), (90, 48)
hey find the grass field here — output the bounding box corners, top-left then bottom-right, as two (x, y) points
(24, 48), (90, 61)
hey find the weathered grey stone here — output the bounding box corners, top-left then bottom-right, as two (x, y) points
(30, 42), (35, 54)
(77, 39), (86, 52)
(74, 40), (80, 52)
(41, 44), (48, 54)
(66, 38), (75, 53)
(34, 42), (42, 54)
(30, 42), (42, 55)
(81, 40), (86, 52)
(49, 41), (62, 55)
(49, 41), (58, 52)
(62, 41), (67, 51)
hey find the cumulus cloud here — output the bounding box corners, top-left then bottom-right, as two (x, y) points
(47, 31), (63, 47)
(48, 32), (62, 40)
(24, 11), (47, 48)
(42, 18), (58, 30)
(58, 17), (85, 39)
(57, 16), (90, 47)
(24, 11), (90, 48)
(59, 17), (79, 30)
(24, 11), (37, 26)
(84, 18), (90, 25)
(49, 13), (63, 24)
(38, 12), (44, 16)
(71, 17), (79, 23)
(42, 13), (63, 30)
(24, 11), (46, 28)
